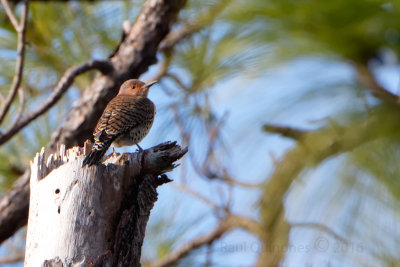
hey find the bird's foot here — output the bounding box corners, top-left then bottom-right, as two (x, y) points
(136, 144), (144, 152)
(157, 174), (173, 186)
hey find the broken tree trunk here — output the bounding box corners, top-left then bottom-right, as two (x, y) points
(25, 141), (187, 266)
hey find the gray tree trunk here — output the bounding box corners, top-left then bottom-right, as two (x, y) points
(25, 141), (187, 267)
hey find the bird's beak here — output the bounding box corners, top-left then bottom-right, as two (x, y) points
(144, 81), (158, 88)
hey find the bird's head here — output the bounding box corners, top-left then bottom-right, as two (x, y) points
(118, 79), (157, 97)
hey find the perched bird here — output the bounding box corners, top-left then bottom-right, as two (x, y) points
(82, 79), (157, 167)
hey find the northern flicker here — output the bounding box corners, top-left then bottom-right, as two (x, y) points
(82, 79), (157, 167)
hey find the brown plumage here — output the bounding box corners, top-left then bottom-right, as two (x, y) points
(82, 79), (157, 167)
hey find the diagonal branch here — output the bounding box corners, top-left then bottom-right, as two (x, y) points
(0, 0), (187, 245)
(356, 64), (399, 103)
(148, 0), (231, 86)
(161, 0), (231, 51)
(174, 184), (220, 210)
(0, 250), (24, 265)
(0, 0), (20, 31)
(291, 222), (348, 245)
(258, 106), (400, 265)
(263, 123), (308, 141)
(0, 0), (29, 125)
(145, 214), (261, 267)
(49, 0), (187, 150)
(0, 60), (113, 145)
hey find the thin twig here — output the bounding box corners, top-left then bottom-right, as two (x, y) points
(263, 123), (308, 140)
(0, 0), (29, 125)
(165, 73), (190, 91)
(0, 87), (23, 134)
(0, 0), (187, 246)
(0, 60), (113, 145)
(14, 87), (24, 124)
(228, 214), (262, 235)
(147, 50), (173, 93)
(145, 214), (261, 267)
(0, 250), (24, 265)
(161, 0), (231, 51)
(174, 184), (220, 210)
(356, 63), (399, 102)
(144, 216), (232, 267)
(171, 101), (260, 188)
(0, 0), (20, 31)
(291, 222), (348, 245)
(220, 171), (262, 188)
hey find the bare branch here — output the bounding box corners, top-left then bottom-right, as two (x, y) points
(174, 184), (220, 210)
(220, 172), (261, 189)
(258, 108), (400, 264)
(146, 215), (261, 267)
(50, 0), (187, 150)
(171, 101), (260, 189)
(149, 0), (231, 89)
(0, 0), (20, 31)
(145, 214), (258, 267)
(0, 250), (24, 265)
(0, 170), (30, 242)
(263, 123), (308, 141)
(0, 60), (113, 145)
(356, 63), (399, 102)
(291, 222), (348, 245)
(161, 0), (231, 51)
(0, 0), (29, 124)
(7, 87), (25, 130)
(228, 214), (262, 235)
(148, 51), (172, 87)
(166, 73), (190, 91)
(0, 0), (187, 244)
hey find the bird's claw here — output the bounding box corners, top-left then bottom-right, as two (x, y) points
(136, 144), (144, 152)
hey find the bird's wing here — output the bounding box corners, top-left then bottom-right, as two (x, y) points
(93, 96), (154, 148)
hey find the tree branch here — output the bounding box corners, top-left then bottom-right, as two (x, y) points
(258, 106), (400, 265)
(0, 60), (113, 145)
(0, 250), (24, 265)
(356, 63), (399, 103)
(0, 170), (30, 243)
(145, 214), (260, 267)
(0, 0), (187, 245)
(174, 184), (220, 210)
(291, 222), (348, 245)
(263, 123), (308, 141)
(0, 0), (29, 124)
(160, 0), (231, 51)
(0, 0), (20, 31)
(49, 0), (187, 150)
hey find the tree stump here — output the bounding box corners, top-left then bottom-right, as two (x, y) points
(25, 141), (187, 267)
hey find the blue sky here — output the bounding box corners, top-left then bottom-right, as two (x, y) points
(2, 1), (400, 266)
(1, 52), (399, 267)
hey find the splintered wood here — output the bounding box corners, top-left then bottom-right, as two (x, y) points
(25, 141), (187, 266)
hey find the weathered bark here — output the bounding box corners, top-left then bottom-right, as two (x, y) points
(25, 141), (187, 266)
(0, 171), (30, 242)
(0, 0), (187, 245)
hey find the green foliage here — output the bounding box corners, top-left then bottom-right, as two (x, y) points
(1, 0), (400, 265)
(350, 137), (400, 204)
(226, 0), (400, 63)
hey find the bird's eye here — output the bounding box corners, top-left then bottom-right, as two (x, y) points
(131, 84), (136, 89)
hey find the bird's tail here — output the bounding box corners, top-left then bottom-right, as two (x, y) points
(82, 147), (108, 167)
